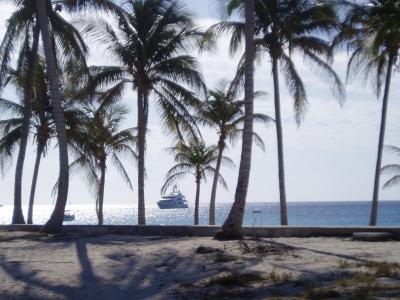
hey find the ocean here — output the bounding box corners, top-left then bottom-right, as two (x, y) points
(0, 201), (399, 226)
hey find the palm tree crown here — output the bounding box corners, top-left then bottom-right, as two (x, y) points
(212, 0), (344, 122)
(335, 0), (400, 94)
(162, 141), (233, 225)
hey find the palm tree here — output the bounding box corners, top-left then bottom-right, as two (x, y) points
(68, 101), (137, 225)
(214, 0), (256, 239)
(35, 0), (90, 233)
(333, 0), (400, 226)
(0, 57), (84, 224)
(211, 0), (344, 225)
(80, 0), (205, 224)
(197, 80), (272, 225)
(162, 141), (232, 225)
(0, 1), (41, 224)
(381, 146), (400, 190)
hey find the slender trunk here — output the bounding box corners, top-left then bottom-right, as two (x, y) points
(194, 174), (201, 225)
(37, 0), (70, 233)
(272, 55), (288, 226)
(12, 23), (40, 224)
(97, 160), (106, 226)
(215, 0), (255, 240)
(209, 135), (225, 225)
(370, 55), (394, 226)
(27, 142), (45, 224)
(137, 89), (147, 225)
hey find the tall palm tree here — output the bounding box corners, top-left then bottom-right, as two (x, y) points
(197, 80), (272, 225)
(68, 101), (137, 225)
(162, 141), (232, 225)
(80, 0), (205, 224)
(0, 57), (84, 224)
(211, 0), (344, 225)
(214, 0), (256, 239)
(333, 0), (400, 226)
(381, 145), (400, 190)
(35, 0), (89, 233)
(0, 1), (41, 224)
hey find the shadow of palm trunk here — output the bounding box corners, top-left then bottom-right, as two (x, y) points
(75, 240), (99, 286)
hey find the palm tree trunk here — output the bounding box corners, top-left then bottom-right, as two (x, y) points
(137, 89), (146, 225)
(272, 55), (288, 226)
(194, 174), (201, 225)
(37, 0), (70, 233)
(27, 141), (45, 224)
(209, 135), (225, 225)
(97, 160), (106, 226)
(370, 54), (394, 226)
(215, 0), (255, 240)
(12, 23), (40, 224)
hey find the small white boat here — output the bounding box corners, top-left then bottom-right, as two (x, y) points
(158, 185), (188, 209)
(63, 210), (75, 221)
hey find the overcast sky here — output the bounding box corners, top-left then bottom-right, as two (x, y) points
(0, 1), (399, 209)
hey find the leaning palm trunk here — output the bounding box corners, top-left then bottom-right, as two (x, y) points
(209, 137), (225, 225)
(194, 173), (201, 225)
(27, 141), (45, 224)
(137, 89), (147, 225)
(36, 0), (70, 233)
(12, 24), (40, 224)
(97, 162), (106, 225)
(215, 0), (255, 239)
(272, 56), (288, 226)
(370, 55), (394, 226)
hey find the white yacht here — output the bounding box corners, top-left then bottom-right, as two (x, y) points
(158, 185), (188, 209)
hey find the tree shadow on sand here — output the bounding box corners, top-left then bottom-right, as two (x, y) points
(0, 235), (240, 299)
(0, 235), (399, 300)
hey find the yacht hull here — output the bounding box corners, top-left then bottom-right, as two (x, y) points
(157, 201), (188, 209)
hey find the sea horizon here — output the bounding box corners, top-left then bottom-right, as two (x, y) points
(1, 201), (399, 227)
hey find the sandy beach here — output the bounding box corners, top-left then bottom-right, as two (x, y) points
(0, 232), (399, 299)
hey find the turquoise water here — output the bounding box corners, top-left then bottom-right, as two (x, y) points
(0, 201), (399, 226)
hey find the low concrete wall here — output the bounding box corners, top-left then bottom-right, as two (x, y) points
(0, 225), (399, 238)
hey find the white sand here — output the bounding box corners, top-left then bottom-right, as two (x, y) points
(0, 232), (399, 299)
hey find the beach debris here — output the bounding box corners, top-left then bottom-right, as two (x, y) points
(214, 253), (240, 263)
(353, 232), (393, 242)
(205, 271), (265, 287)
(238, 239), (294, 255)
(196, 246), (223, 254)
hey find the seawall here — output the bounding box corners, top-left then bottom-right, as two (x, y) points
(0, 225), (399, 238)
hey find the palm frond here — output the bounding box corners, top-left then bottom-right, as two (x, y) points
(383, 175), (400, 189)
(111, 153), (133, 190)
(280, 53), (307, 125)
(161, 171), (188, 194)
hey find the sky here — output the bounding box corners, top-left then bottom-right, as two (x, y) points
(0, 1), (399, 209)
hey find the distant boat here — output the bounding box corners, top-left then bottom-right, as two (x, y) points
(252, 210), (262, 214)
(158, 185), (188, 209)
(63, 210), (75, 222)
